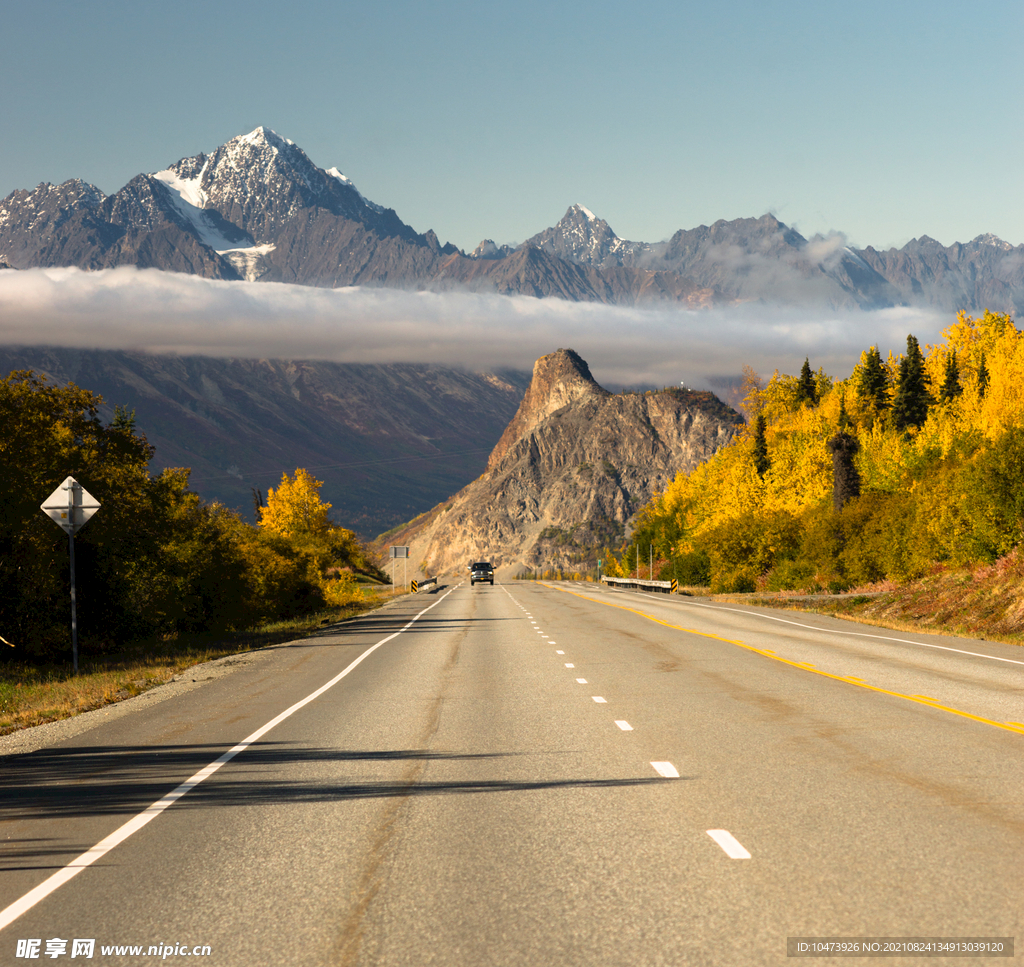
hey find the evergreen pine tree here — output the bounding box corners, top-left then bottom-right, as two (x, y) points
(939, 350), (962, 402)
(795, 357), (817, 405)
(828, 432), (861, 512)
(837, 394), (851, 430)
(858, 346), (889, 411)
(892, 334), (931, 431)
(753, 414), (769, 477)
(977, 353), (989, 397)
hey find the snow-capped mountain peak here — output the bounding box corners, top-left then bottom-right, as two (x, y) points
(972, 233), (1012, 251)
(522, 204), (649, 267)
(237, 126), (295, 150)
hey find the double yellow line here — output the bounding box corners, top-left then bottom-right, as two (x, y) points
(546, 584), (1024, 737)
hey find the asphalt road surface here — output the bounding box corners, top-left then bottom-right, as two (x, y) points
(2, 581), (1021, 966)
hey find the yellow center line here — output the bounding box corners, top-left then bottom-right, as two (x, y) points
(544, 584), (1024, 738)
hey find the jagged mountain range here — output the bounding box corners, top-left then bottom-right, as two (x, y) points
(2, 126), (1023, 314)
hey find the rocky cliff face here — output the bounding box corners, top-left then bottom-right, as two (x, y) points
(400, 349), (742, 575)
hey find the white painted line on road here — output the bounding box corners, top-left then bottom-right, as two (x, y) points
(0, 584), (461, 933)
(556, 650), (564, 654)
(592, 696), (607, 703)
(651, 761), (680, 778)
(576, 678), (588, 683)
(565, 662), (575, 668)
(615, 720), (633, 731)
(682, 600), (1024, 667)
(707, 829), (751, 859)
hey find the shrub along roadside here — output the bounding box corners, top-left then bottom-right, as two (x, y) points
(735, 547), (1024, 647)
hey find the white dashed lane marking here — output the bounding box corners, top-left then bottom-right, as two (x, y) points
(615, 721), (633, 731)
(556, 650), (564, 654)
(592, 696), (607, 703)
(650, 761), (679, 778)
(707, 830), (751, 859)
(565, 663), (575, 668)
(576, 678), (587, 684)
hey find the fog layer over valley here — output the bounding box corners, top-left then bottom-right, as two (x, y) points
(0, 267), (947, 391)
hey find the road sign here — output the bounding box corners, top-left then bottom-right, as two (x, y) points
(411, 580), (419, 593)
(40, 477), (100, 674)
(388, 546), (409, 595)
(40, 477), (101, 535)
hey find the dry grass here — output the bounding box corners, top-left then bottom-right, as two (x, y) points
(740, 549), (1024, 647)
(0, 589), (399, 736)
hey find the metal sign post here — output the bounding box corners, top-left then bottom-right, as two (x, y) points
(389, 546), (409, 596)
(40, 477), (101, 674)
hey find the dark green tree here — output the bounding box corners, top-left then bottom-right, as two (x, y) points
(858, 347), (889, 411)
(795, 357), (817, 405)
(939, 351), (962, 402)
(752, 414), (770, 477)
(892, 334), (931, 431)
(827, 432), (861, 512)
(836, 394), (852, 430)
(977, 353), (989, 398)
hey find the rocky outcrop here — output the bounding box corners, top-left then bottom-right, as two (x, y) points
(402, 349), (742, 575)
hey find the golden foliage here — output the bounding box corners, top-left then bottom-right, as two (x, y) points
(260, 468), (332, 539)
(643, 313), (1024, 591)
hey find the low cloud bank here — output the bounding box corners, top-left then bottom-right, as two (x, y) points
(0, 267), (948, 389)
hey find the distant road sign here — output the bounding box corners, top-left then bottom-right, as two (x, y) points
(390, 546), (410, 558)
(40, 477), (101, 535)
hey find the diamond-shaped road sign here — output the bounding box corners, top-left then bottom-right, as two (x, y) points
(40, 477), (101, 535)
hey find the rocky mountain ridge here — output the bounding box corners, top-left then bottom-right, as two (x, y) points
(396, 349), (743, 576)
(2, 127), (1023, 313)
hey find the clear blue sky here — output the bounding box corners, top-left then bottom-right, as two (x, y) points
(3, 0), (1021, 253)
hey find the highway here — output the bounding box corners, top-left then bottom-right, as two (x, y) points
(1, 580), (1021, 966)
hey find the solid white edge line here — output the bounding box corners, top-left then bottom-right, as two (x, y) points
(707, 829), (752, 859)
(599, 586), (1024, 668)
(0, 585), (460, 932)
(650, 761), (679, 778)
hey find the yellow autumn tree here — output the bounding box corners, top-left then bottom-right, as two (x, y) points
(636, 312), (1024, 591)
(257, 468), (373, 606)
(260, 468), (332, 540)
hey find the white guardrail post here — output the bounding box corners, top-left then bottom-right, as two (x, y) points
(600, 576), (677, 594)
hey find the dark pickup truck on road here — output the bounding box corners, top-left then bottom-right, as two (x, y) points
(470, 562), (494, 585)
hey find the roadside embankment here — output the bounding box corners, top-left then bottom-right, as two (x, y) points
(0, 589), (409, 738)
(712, 548), (1024, 646)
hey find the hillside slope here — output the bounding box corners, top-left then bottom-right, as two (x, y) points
(0, 348), (529, 537)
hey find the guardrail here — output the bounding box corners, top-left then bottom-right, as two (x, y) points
(411, 577), (438, 592)
(601, 576), (677, 594)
